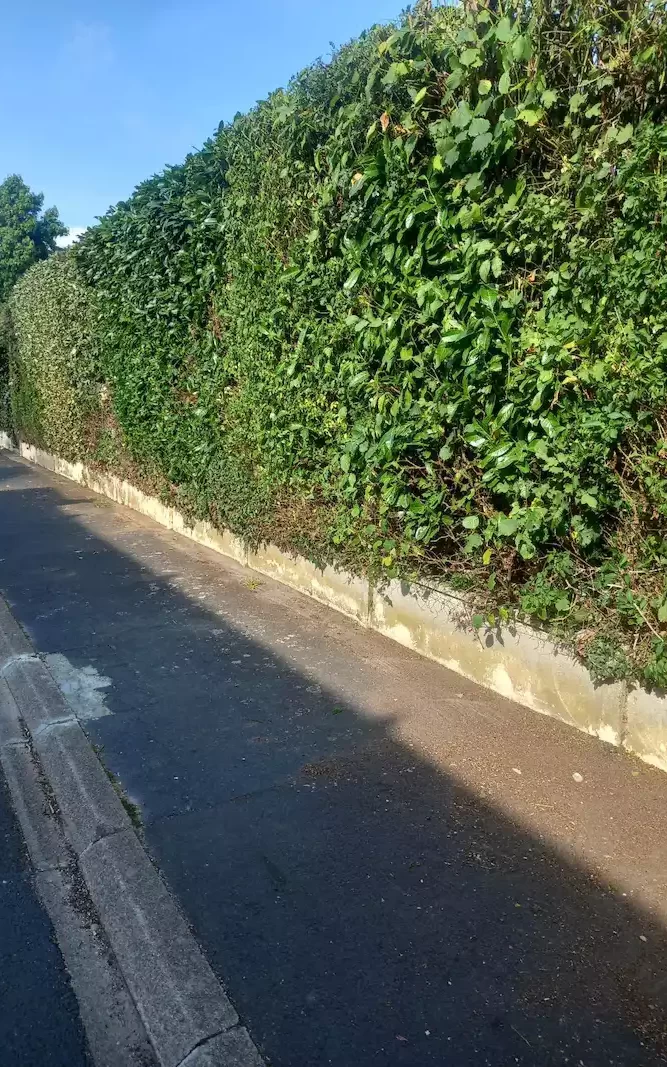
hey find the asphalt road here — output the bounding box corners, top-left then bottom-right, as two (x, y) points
(0, 764), (89, 1066)
(1, 450), (666, 1066)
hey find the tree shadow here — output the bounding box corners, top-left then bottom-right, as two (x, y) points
(0, 459), (666, 1067)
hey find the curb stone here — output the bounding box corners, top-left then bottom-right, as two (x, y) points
(4, 654), (77, 731)
(0, 673), (156, 1066)
(179, 1030), (266, 1067)
(3, 438), (667, 773)
(0, 593), (266, 1067)
(37, 864), (158, 1067)
(81, 829), (239, 1067)
(33, 719), (132, 855)
(0, 677), (24, 746)
(0, 739), (69, 870)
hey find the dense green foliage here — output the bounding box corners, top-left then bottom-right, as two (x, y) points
(9, 255), (99, 459)
(7, 0), (667, 684)
(0, 175), (66, 427)
(0, 303), (12, 432)
(0, 175), (66, 302)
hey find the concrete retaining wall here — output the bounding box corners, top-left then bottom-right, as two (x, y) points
(3, 437), (667, 773)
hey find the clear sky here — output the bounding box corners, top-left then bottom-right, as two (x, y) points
(1, 1), (405, 234)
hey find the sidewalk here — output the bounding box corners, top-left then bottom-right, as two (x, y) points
(1, 449), (667, 1066)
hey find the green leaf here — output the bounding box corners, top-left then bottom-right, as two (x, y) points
(517, 108), (542, 126)
(348, 370), (369, 388)
(468, 117), (490, 137)
(478, 79), (492, 96)
(495, 17), (513, 42)
(471, 132), (493, 154)
(465, 533), (484, 553)
(343, 268), (361, 291)
(498, 71), (511, 94)
(472, 613), (485, 628)
(462, 515), (480, 529)
(382, 61), (409, 86)
(444, 147), (460, 167)
(657, 602), (667, 623)
(512, 35), (531, 61)
(498, 516), (519, 536)
(460, 48), (481, 67)
(616, 123), (634, 145)
(451, 101), (473, 128)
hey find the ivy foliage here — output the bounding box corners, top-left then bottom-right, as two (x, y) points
(0, 303), (13, 432)
(8, 0), (667, 684)
(9, 254), (100, 460)
(0, 175), (66, 430)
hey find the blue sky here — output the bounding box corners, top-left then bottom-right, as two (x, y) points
(1, 1), (405, 234)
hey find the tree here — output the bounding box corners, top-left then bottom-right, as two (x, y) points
(0, 175), (66, 301)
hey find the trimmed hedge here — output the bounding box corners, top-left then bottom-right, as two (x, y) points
(0, 303), (11, 432)
(6, 0), (667, 684)
(9, 254), (99, 460)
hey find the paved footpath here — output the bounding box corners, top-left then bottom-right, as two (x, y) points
(1, 449), (667, 1066)
(0, 763), (90, 1065)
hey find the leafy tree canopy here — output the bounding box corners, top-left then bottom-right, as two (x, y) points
(0, 175), (66, 301)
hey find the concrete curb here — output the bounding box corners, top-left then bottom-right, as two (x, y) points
(81, 830), (239, 1067)
(36, 864), (158, 1067)
(3, 438), (667, 774)
(0, 595), (266, 1067)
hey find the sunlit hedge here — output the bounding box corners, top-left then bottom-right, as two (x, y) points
(7, 0), (667, 683)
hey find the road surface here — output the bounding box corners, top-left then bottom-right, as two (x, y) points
(0, 449), (666, 1066)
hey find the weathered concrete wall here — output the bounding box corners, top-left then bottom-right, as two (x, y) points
(4, 438), (667, 774)
(372, 580), (626, 747)
(247, 542), (370, 623)
(624, 686), (667, 771)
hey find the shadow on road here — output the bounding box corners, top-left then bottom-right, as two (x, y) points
(0, 458), (666, 1067)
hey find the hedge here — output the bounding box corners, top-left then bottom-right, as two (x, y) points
(5, 0), (667, 686)
(8, 254), (99, 460)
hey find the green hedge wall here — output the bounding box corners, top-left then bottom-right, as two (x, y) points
(0, 303), (11, 432)
(9, 254), (99, 460)
(7, 0), (667, 684)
